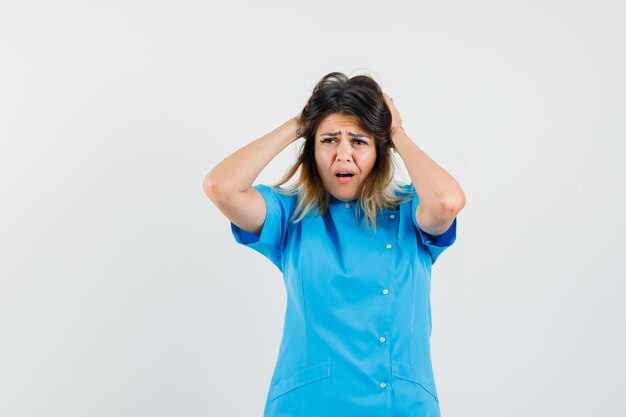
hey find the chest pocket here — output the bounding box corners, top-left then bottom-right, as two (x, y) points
(266, 361), (332, 417)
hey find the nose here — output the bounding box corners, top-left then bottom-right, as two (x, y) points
(335, 138), (352, 162)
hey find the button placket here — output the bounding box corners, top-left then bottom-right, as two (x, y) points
(378, 285), (391, 387)
(375, 219), (396, 397)
(380, 213), (398, 397)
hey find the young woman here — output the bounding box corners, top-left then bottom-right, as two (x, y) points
(203, 72), (466, 417)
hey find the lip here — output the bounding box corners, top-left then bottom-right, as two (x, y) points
(336, 175), (354, 184)
(334, 169), (356, 185)
(333, 168), (357, 176)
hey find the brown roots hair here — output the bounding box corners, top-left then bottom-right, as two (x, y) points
(272, 71), (413, 231)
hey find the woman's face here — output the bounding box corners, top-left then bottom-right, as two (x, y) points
(314, 113), (377, 202)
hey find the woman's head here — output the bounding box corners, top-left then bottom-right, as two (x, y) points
(274, 72), (409, 230)
(313, 112), (378, 203)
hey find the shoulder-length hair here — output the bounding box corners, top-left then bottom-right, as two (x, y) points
(272, 71), (413, 231)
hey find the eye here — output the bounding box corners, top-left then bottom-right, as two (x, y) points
(320, 138), (336, 144)
(353, 139), (367, 145)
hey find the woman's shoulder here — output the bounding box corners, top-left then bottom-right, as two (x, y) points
(255, 183), (299, 198)
(394, 183), (412, 193)
(252, 183), (299, 212)
(389, 182), (417, 203)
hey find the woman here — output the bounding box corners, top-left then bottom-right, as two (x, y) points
(203, 72), (466, 417)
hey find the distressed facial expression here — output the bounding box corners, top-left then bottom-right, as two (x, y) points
(314, 113), (377, 202)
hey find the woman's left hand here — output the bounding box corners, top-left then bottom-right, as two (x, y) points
(383, 93), (403, 137)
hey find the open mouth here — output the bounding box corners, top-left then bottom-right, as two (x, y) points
(335, 171), (355, 183)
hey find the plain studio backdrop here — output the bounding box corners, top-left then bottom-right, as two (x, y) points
(1, 1), (625, 416)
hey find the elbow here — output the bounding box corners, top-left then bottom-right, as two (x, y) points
(442, 191), (466, 215)
(202, 174), (223, 202)
(203, 172), (250, 205)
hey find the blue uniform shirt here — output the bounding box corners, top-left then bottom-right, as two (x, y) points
(231, 183), (457, 417)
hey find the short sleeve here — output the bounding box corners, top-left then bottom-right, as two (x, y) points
(230, 184), (294, 271)
(405, 183), (458, 265)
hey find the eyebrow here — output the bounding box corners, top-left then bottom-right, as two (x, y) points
(319, 131), (371, 139)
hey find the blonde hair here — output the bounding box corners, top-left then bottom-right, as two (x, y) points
(271, 145), (413, 232)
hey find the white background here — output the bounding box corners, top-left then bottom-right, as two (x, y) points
(1, 1), (625, 416)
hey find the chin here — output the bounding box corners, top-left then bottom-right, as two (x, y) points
(323, 180), (360, 201)
(333, 190), (358, 201)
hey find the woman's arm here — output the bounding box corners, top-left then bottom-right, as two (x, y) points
(383, 94), (466, 236)
(202, 116), (301, 235)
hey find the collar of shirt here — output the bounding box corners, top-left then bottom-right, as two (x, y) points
(328, 195), (358, 212)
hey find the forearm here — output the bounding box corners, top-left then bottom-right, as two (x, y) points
(204, 117), (300, 195)
(392, 128), (466, 214)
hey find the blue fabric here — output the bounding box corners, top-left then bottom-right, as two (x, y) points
(231, 183), (457, 417)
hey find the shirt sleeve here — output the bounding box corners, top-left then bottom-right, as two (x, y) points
(406, 184), (458, 265)
(230, 184), (293, 272)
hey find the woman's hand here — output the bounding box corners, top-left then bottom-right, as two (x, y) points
(383, 93), (403, 137)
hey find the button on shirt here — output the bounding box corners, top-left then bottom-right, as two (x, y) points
(231, 183), (457, 417)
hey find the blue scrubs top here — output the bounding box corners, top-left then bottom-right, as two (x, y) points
(231, 183), (457, 417)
